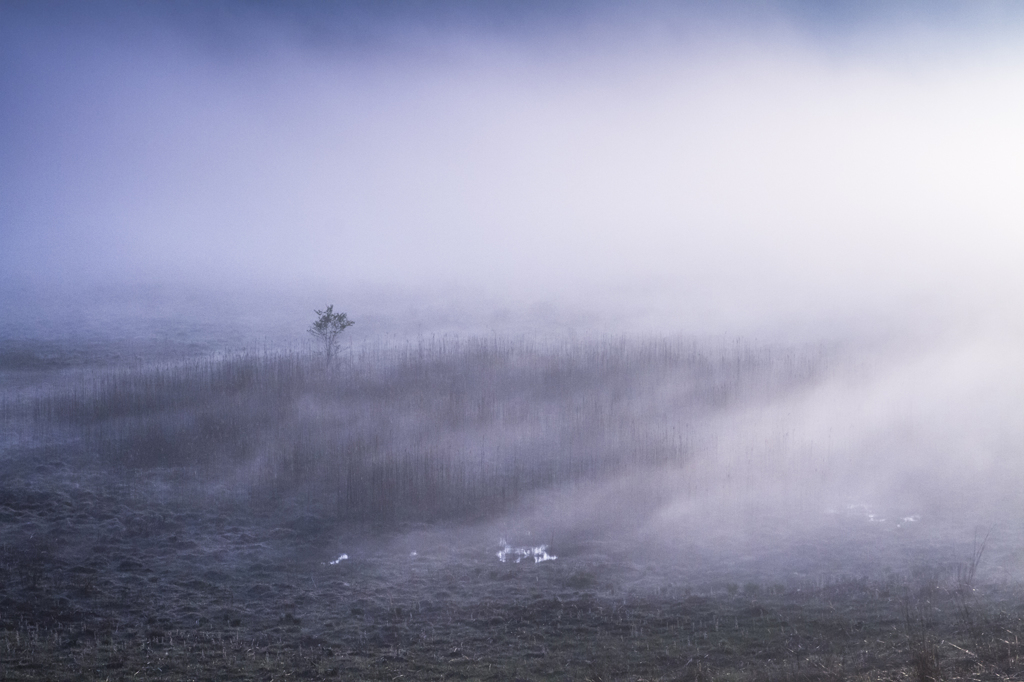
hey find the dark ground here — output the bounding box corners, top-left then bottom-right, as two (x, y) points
(3, 450), (1024, 681)
(3, 339), (1024, 682)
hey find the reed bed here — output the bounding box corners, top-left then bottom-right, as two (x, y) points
(13, 336), (829, 523)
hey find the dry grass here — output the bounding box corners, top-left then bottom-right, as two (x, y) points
(5, 335), (1024, 680)
(13, 336), (827, 524)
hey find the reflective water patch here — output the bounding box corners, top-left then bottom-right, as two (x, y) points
(497, 541), (556, 563)
(825, 504), (922, 528)
(897, 515), (920, 528)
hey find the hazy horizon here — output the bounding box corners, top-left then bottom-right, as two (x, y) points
(3, 1), (1024, 343)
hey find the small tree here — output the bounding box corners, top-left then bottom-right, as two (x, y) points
(308, 304), (354, 368)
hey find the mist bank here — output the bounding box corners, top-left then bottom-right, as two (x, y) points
(503, 330), (1024, 544)
(4, 2), (1024, 349)
(7, 326), (1022, 571)
(3, 275), (1020, 363)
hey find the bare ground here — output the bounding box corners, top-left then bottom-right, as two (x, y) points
(3, 452), (1024, 681)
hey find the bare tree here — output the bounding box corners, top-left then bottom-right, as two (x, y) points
(308, 305), (354, 368)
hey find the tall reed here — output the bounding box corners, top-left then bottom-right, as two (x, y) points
(20, 336), (829, 523)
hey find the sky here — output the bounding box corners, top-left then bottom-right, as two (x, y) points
(2, 1), (1024, 341)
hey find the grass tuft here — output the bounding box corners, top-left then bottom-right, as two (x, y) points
(16, 336), (827, 524)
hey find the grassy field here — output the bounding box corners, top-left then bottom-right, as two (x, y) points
(10, 337), (827, 522)
(2, 336), (1023, 680)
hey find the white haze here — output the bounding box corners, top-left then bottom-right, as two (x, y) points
(2, 3), (1024, 575)
(3, 2), (1024, 340)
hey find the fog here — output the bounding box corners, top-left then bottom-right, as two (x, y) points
(9, 13), (1024, 676)
(3, 1), (1024, 342)
(3, 2), (1024, 587)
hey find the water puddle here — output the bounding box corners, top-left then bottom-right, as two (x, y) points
(897, 515), (920, 528)
(826, 504), (921, 528)
(497, 541), (557, 564)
